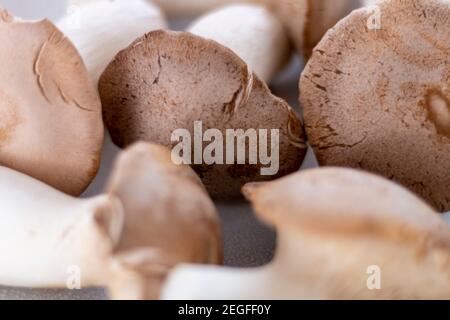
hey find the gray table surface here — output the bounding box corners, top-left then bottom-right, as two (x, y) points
(0, 0), (448, 300)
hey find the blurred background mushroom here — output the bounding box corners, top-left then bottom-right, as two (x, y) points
(162, 168), (450, 300)
(0, 143), (222, 300)
(99, 30), (306, 199)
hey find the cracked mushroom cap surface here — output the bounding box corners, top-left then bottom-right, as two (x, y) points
(99, 30), (306, 199)
(106, 142), (222, 299)
(300, 0), (450, 211)
(0, 9), (103, 196)
(243, 168), (450, 299)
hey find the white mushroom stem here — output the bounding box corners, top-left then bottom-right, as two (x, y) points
(58, 0), (167, 84)
(152, 0), (235, 16)
(0, 166), (124, 288)
(188, 4), (290, 83)
(163, 228), (450, 300)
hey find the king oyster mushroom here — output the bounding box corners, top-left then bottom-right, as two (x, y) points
(162, 168), (450, 300)
(0, 142), (222, 300)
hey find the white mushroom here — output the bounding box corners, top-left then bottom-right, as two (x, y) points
(162, 168), (450, 300)
(153, 0), (359, 57)
(57, 0), (167, 84)
(188, 4), (290, 82)
(152, 0), (238, 16)
(0, 142), (222, 300)
(0, 166), (124, 288)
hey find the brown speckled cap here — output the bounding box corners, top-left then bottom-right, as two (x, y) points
(0, 9), (103, 196)
(300, 0), (450, 211)
(100, 30), (306, 199)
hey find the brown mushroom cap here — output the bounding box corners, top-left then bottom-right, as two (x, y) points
(300, 0), (450, 211)
(0, 9), (103, 196)
(106, 142), (222, 299)
(243, 168), (450, 242)
(100, 30), (306, 198)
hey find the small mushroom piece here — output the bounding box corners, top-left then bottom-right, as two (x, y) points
(106, 142), (222, 300)
(300, 0), (450, 211)
(99, 30), (306, 199)
(0, 142), (222, 300)
(0, 8), (103, 196)
(0, 166), (124, 288)
(57, 0), (167, 84)
(162, 168), (450, 300)
(152, 0), (359, 57)
(188, 4), (290, 82)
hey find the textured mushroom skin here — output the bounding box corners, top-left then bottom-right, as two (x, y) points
(106, 142), (222, 299)
(300, 0), (450, 211)
(100, 30), (305, 198)
(0, 9), (103, 196)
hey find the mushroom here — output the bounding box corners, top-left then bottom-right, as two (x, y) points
(0, 8), (103, 196)
(162, 168), (450, 300)
(188, 4), (290, 82)
(0, 142), (222, 300)
(152, 0), (359, 57)
(300, 0), (450, 211)
(99, 30), (306, 199)
(0, 165), (124, 288)
(57, 0), (167, 84)
(106, 142), (222, 299)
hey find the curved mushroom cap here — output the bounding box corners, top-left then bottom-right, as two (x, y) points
(99, 30), (306, 199)
(0, 9), (103, 196)
(58, 0), (167, 84)
(106, 142), (222, 299)
(243, 168), (448, 239)
(300, 0), (450, 211)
